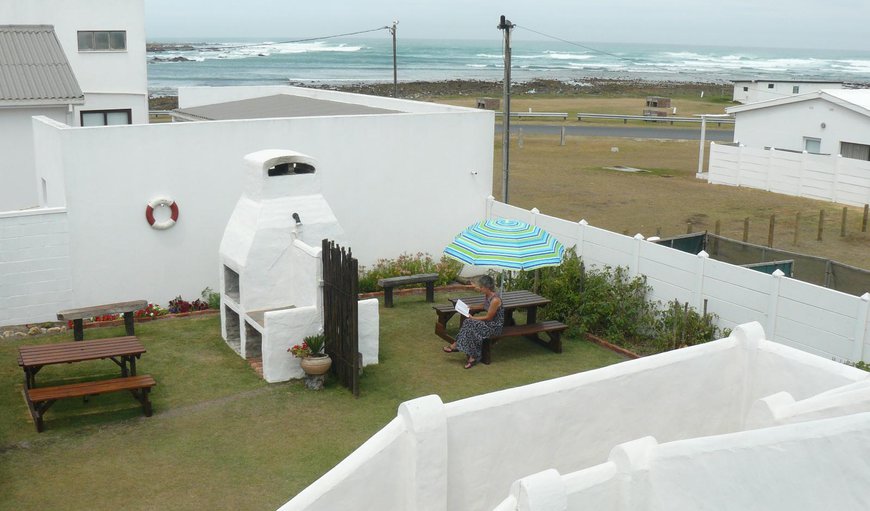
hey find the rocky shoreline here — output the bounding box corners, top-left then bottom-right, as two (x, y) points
(149, 77), (725, 110)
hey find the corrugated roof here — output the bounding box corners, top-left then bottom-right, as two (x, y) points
(0, 25), (84, 105)
(173, 94), (401, 121)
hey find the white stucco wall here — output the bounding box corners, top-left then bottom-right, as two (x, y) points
(731, 97), (870, 154)
(0, 107), (69, 210)
(278, 323), (870, 511)
(3, 0), (148, 125)
(14, 100), (492, 318)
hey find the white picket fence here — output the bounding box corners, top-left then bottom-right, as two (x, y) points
(485, 198), (870, 363)
(707, 142), (870, 207)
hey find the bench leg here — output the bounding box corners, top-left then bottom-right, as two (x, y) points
(123, 311), (135, 336)
(27, 396), (56, 433)
(384, 287), (394, 308)
(132, 388), (153, 417)
(73, 319), (84, 341)
(548, 332), (563, 354)
(481, 339), (492, 365)
(425, 282), (435, 303)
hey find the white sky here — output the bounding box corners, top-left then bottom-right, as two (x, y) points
(144, 0), (870, 51)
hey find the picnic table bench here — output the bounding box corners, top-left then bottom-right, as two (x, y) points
(434, 290), (567, 364)
(17, 336), (154, 432)
(25, 375), (156, 432)
(57, 300), (148, 341)
(378, 273), (438, 308)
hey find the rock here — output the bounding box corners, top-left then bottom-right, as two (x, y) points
(47, 327), (63, 334)
(27, 327), (41, 336)
(14, 332), (27, 337)
(1, 331), (14, 339)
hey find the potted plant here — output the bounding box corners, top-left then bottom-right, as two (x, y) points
(288, 333), (332, 376)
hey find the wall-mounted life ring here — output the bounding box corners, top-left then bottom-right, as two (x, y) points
(145, 197), (179, 230)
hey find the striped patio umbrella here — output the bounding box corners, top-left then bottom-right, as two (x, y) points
(444, 218), (565, 271)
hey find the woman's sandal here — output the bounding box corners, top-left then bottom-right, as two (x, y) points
(464, 357), (478, 369)
(443, 345), (459, 353)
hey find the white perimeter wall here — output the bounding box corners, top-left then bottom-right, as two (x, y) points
(707, 142), (870, 207)
(278, 324), (870, 511)
(732, 97), (870, 154)
(0, 208), (72, 325)
(485, 198), (870, 363)
(0, 107), (68, 210)
(3, 99), (492, 323)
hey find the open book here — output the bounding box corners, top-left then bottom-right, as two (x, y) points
(454, 299), (471, 317)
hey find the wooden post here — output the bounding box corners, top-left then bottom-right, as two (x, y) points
(656, 227), (661, 237)
(768, 214), (775, 248)
(518, 128), (524, 148)
(794, 211), (801, 246)
(841, 207), (848, 237)
(863, 204), (869, 232)
(560, 126), (566, 146)
(818, 209), (824, 241)
(713, 219), (720, 255)
(743, 217), (750, 242)
(686, 222), (693, 234)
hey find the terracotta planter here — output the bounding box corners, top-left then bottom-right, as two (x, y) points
(300, 354), (332, 376)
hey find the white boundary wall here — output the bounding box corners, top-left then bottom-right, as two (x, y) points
(707, 142), (870, 207)
(278, 323), (870, 511)
(0, 91), (493, 326)
(486, 197), (870, 363)
(0, 208), (73, 325)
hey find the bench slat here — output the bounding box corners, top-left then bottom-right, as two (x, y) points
(57, 300), (148, 321)
(18, 337), (144, 367)
(377, 273), (439, 286)
(492, 320), (568, 339)
(28, 375), (157, 402)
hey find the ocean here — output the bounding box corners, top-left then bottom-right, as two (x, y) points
(146, 37), (870, 96)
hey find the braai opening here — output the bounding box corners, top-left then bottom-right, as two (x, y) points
(268, 162), (316, 177)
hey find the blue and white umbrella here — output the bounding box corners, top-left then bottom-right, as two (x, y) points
(444, 218), (565, 271)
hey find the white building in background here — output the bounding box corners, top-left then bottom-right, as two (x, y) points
(732, 79), (844, 105)
(0, 0), (148, 210)
(706, 89), (870, 206)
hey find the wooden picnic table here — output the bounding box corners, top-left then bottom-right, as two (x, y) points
(17, 336), (146, 389)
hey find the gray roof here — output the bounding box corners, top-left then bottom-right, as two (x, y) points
(0, 25), (84, 106)
(173, 94), (400, 121)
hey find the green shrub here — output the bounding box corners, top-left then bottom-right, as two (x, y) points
(507, 249), (724, 356)
(358, 252), (463, 293)
(201, 287), (221, 309)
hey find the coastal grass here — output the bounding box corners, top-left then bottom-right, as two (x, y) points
(493, 134), (870, 268)
(0, 299), (625, 511)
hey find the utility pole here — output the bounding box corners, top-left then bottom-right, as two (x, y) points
(498, 15), (514, 203)
(390, 21), (398, 98)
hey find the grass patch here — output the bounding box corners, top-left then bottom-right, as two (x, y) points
(0, 294), (624, 510)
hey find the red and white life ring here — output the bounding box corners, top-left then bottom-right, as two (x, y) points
(145, 197), (179, 230)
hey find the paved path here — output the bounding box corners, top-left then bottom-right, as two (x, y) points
(496, 124), (734, 141)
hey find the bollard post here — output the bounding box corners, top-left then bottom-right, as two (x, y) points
(518, 128), (524, 148)
(863, 204), (868, 233)
(768, 214), (775, 248)
(686, 221), (693, 234)
(818, 209), (825, 241)
(794, 211), (801, 246)
(841, 207), (848, 237)
(713, 219), (720, 255)
(656, 227), (661, 237)
(743, 217), (750, 242)
(560, 126), (566, 146)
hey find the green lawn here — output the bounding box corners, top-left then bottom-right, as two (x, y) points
(0, 293), (625, 511)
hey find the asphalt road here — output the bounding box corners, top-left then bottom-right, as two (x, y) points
(495, 124), (734, 141)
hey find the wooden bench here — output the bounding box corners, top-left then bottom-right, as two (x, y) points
(480, 320), (568, 365)
(58, 300), (148, 341)
(25, 375), (156, 432)
(378, 273), (438, 308)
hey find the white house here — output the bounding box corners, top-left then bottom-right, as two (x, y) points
(705, 89), (870, 207)
(732, 79), (844, 105)
(0, 0), (148, 211)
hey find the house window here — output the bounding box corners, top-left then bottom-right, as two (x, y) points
(804, 137), (821, 153)
(841, 141), (870, 161)
(81, 109), (131, 126)
(768, 83), (775, 89)
(792, 85), (800, 94)
(743, 86), (749, 92)
(77, 31), (126, 51)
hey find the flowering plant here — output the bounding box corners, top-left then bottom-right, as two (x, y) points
(287, 333), (326, 358)
(134, 303), (167, 319)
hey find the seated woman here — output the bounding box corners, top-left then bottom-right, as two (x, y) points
(442, 275), (504, 369)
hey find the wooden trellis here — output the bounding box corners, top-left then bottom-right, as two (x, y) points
(321, 239), (360, 397)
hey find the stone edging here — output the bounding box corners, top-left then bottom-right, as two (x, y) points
(585, 333), (641, 359)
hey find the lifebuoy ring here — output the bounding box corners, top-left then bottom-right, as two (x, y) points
(145, 197), (179, 230)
